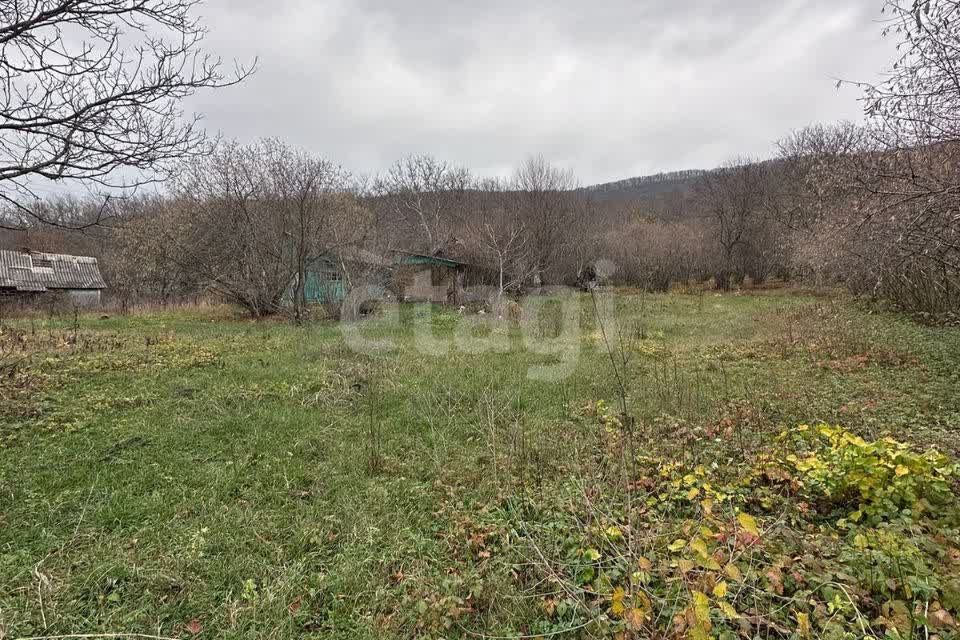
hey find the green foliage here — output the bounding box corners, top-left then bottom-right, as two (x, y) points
(577, 398), (624, 432)
(2, 292), (959, 639)
(776, 424), (959, 523)
(480, 415), (960, 640)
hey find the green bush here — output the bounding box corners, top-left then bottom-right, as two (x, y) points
(777, 424), (958, 523)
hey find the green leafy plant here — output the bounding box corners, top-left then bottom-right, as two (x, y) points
(777, 424), (958, 523)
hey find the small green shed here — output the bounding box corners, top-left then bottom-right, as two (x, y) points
(288, 255), (346, 305)
(286, 249), (392, 307)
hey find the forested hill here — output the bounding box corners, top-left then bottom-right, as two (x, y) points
(583, 169), (706, 202)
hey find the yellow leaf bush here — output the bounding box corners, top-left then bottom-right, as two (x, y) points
(775, 424), (958, 522)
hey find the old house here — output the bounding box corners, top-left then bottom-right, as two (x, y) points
(286, 248), (391, 306)
(286, 247), (499, 308)
(0, 249), (107, 306)
(392, 250), (496, 305)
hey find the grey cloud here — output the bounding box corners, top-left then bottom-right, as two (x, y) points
(186, 0), (896, 183)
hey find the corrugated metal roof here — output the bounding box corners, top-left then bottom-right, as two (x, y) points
(393, 250), (465, 268)
(0, 250), (45, 291)
(0, 250), (106, 292)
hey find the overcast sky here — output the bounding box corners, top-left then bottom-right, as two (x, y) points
(185, 0), (897, 185)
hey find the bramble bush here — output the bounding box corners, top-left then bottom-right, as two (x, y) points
(774, 424), (959, 524)
(493, 411), (960, 639)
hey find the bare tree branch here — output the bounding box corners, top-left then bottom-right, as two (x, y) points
(0, 0), (255, 229)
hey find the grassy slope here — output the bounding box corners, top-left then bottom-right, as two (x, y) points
(1, 291), (958, 638)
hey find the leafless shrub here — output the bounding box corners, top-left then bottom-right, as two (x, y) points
(604, 219), (713, 292)
(694, 159), (786, 289)
(100, 197), (199, 310)
(173, 139), (369, 318)
(778, 1), (960, 317)
(856, 0), (960, 149)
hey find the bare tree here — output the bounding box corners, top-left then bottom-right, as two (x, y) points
(257, 139), (365, 322)
(373, 154), (471, 255)
(464, 178), (534, 310)
(855, 0), (960, 148)
(102, 195), (197, 308)
(0, 0), (253, 229)
(174, 139), (366, 318)
(773, 122), (866, 232)
(564, 195), (604, 287)
(788, 0), (960, 314)
(695, 159), (778, 289)
(513, 155), (578, 286)
(606, 218), (693, 291)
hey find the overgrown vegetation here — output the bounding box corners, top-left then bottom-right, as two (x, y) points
(7, 0), (960, 322)
(1, 289), (958, 638)
(1, 5), (959, 638)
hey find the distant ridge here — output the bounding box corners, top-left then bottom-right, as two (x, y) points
(583, 169), (707, 202)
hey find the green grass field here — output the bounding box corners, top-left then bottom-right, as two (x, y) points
(2, 290), (959, 639)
